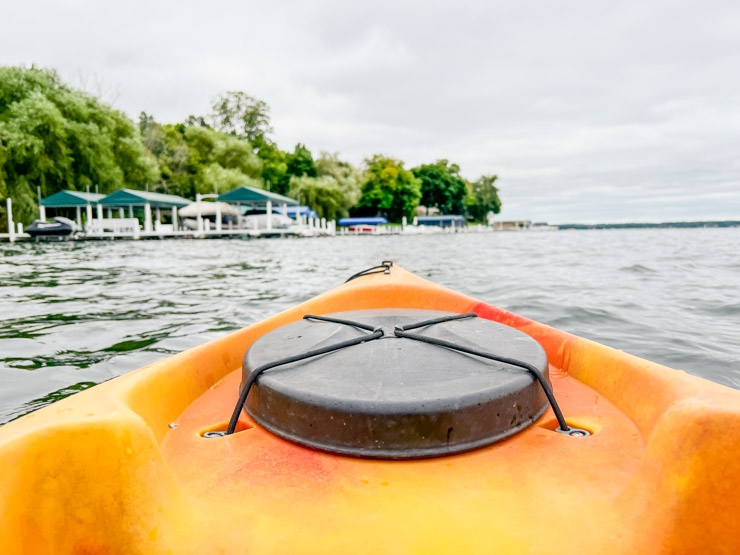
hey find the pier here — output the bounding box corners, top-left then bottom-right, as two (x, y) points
(1, 186), (500, 243)
(1, 187), (337, 243)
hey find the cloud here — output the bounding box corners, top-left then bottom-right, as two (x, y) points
(2, 0), (739, 222)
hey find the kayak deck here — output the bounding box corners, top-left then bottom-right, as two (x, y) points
(161, 367), (643, 552)
(1, 266), (739, 553)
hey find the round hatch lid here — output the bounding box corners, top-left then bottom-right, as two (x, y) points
(241, 309), (550, 459)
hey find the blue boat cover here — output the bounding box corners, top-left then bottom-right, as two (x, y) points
(338, 217), (388, 226)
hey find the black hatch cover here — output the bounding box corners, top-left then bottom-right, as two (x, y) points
(241, 309), (550, 459)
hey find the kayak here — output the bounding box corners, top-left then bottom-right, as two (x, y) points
(1, 263), (739, 553)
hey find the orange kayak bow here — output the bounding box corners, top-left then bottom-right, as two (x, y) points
(1, 264), (738, 553)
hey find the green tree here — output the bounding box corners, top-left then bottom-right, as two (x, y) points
(286, 143), (316, 177)
(215, 134), (262, 177)
(412, 159), (468, 214)
(288, 175), (347, 220)
(355, 155), (421, 222)
(267, 142), (316, 196)
(140, 118), (191, 196)
(138, 111), (156, 133)
(201, 163), (261, 194)
(0, 66), (159, 227)
(184, 126), (262, 181)
(140, 114), (263, 197)
(466, 174), (502, 221)
(208, 91), (272, 143)
(256, 140), (288, 194)
(315, 152), (362, 207)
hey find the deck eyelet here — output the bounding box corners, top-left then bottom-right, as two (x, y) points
(200, 420), (251, 437)
(556, 426), (591, 437)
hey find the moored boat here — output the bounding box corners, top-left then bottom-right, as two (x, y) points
(338, 216), (388, 234)
(1, 262), (738, 553)
(179, 201), (240, 230)
(24, 216), (80, 238)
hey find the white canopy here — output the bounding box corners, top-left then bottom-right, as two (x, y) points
(243, 214), (295, 230)
(179, 201), (240, 218)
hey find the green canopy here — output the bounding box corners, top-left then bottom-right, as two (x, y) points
(99, 189), (190, 209)
(40, 190), (104, 207)
(218, 186), (298, 207)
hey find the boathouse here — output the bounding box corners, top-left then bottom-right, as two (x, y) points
(40, 190), (105, 227)
(416, 215), (467, 228)
(218, 186), (298, 231)
(99, 189), (190, 233)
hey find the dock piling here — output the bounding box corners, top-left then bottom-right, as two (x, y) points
(6, 199), (15, 242)
(37, 186), (45, 220)
(144, 203), (152, 233)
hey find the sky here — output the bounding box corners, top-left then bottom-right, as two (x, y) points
(2, 0), (740, 223)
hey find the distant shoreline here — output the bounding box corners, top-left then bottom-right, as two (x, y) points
(555, 220), (740, 230)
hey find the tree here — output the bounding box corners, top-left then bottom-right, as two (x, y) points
(139, 114), (263, 197)
(412, 159), (468, 214)
(139, 117), (190, 196)
(256, 140), (288, 194)
(286, 143), (316, 177)
(288, 175), (347, 220)
(287, 153), (361, 219)
(183, 125), (261, 180)
(467, 174), (502, 221)
(215, 134), (262, 178)
(355, 155), (421, 222)
(208, 91), (272, 143)
(267, 143), (316, 196)
(202, 163), (261, 194)
(315, 152), (362, 207)
(138, 111), (156, 133)
(0, 66), (159, 226)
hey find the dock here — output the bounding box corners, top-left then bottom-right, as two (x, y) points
(1, 187), (336, 243)
(1, 187), (505, 244)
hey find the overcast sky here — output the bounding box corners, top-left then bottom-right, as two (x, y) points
(3, 0), (740, 223)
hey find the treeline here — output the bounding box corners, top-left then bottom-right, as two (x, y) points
(0, 66), (501, 230)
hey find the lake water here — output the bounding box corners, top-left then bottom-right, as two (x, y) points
(1, 228), (739, 424)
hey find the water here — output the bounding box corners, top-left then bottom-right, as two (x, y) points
(1, 228), (739, 424)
